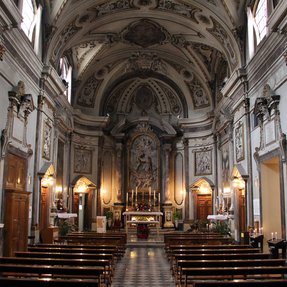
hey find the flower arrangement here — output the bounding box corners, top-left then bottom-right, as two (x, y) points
(137, 223), (149, 239)
(136, 202), (152, 212)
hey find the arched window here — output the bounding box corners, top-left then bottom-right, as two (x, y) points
(21, 0), (35, 38)
(20, 0), (42, 54)
(247, 0), (268, 59)
(59, 57), (72, 103)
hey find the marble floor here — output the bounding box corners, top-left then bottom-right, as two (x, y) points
(111, 246), (175, 287)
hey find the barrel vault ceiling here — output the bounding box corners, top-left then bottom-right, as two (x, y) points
(43, 0), (246, 131)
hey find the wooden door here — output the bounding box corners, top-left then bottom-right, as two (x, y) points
(196, 194), (212, 221)
(238, 192), (246, 233)
(40, 186), (49, 232)
(3, 190), (30, 256)
(3, 152), (29, 256)
(84, 190), (93, 230)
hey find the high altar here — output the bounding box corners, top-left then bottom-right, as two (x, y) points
(123, 187), (163, 235)
(123, 211), (163, 235)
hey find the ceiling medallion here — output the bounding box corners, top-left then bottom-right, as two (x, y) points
(122, 19), (168, 48)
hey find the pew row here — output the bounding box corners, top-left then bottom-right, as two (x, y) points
(178, 266), (287, 286)
(0, 278), (101, 287)
(192, 279), (287, 287)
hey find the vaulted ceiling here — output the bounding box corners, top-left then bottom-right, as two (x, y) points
(43, 0), (247, 130)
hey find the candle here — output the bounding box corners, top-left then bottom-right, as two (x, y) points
(135, 187), (138, 203)
(158, 193), (160, 206)
(153, 190), (156, 206)
(149, 187), (151, 202)
(275, 232), (278, 240)
(271, 232), (274, 239)
(132, 190), (134, 205)
(126, 192), (128, 208)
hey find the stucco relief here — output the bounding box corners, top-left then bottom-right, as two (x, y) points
(235, 124), (244, 162)
(195, 149), (212, 175)
(77, 76), (99, 107)
(74, 148), (92, 174)
(188, 79), (210, 108)
(42, 121), (52, 160)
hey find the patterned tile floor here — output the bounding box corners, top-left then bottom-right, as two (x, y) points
(111, 246), (175, 287)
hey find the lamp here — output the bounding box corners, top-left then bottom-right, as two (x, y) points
(233, 177), (245, 189)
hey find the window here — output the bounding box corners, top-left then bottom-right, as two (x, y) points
(21, 0), (35, 38)
(20, 0), (42, 55)
(247, 0), (268, 59)
(254, 0), (268, 42)
(59, 57), (72, 103)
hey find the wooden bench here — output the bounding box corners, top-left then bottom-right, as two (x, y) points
(179, 266), (287, 286)
(171, 252), (271, 276)
(0, 277), (100, 287)
(165, 236), (233, 246)
(29, 243), (123, 258)
(192, 279), (287, 287)
(15, 251), (115, 269)
(0, 263), (107, 285)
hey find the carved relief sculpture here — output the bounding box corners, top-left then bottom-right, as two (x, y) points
(42, 121), (52, 160)
(235, 124), (244, 162)
(222, 143), (229, 182)
(195, 149), (212, 175)
(74, 148), (92, 174)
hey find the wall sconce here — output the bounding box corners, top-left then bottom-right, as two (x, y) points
(41, 174), (54, 188)
(55, 185), (63, 193)
(232, 177), (245, 190)
(74, 180), (88, 193)
(223, 186), (231, 194)
(199, 182), (210, 194)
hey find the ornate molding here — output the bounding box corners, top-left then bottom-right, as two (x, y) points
(0, 44), (5, 61)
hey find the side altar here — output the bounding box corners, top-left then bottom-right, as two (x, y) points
(123, 211), (163, 236)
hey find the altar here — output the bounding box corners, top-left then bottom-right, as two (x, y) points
(123, 211), (163, 236)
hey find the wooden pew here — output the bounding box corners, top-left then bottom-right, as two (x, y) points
(0, 264), (107, 285)
(171, 248), (261, 255)
(0, 256), (112, 284)
(164, 235), (233, 246)
(192, 279), (287, 287)
(29, 243), (123, 259)
(57, 235), (126, 255)
(171, 252), (271, 277)
(0, 278), (100, 287)
(15, 251), (116, 269)
(165, 244), (254, 259)
(179, 266), (287, 286)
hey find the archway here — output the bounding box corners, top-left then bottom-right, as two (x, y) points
(260, 156), (283, 252)
(72, 177), (97, 231)
(231, 165), (247, 242)
(190, 178), (214, 222)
